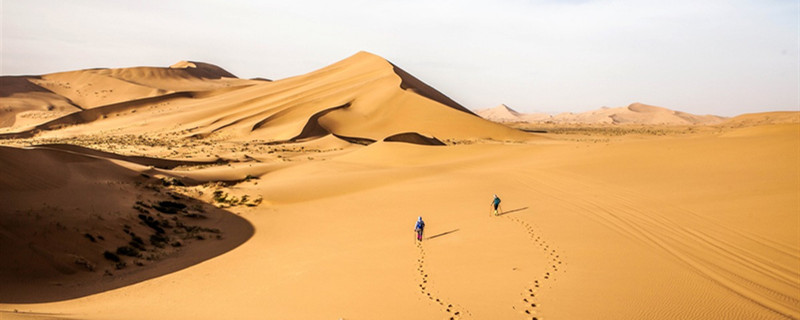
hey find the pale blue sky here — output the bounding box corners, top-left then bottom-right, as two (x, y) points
(2, 0), (798, 116)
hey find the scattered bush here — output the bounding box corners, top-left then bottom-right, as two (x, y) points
(131, 235), (144, 245)
(212, 190), (226, 202)
(84, 233), (96, 242)
(138, 214), (165, 233)
(153, 201), (186, 214)
(103, 251), (120, 262)
(135, 200), (150, 208)
(150, 233), (169, 248)
(213, 191), (262, 207)
(133, 204), (150, 214)
(160, 177), (185, 187)
(116, 245), (139, 257)
(129, 238), (146, 250)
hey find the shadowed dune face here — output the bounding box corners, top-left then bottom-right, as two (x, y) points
(0, 146), (253, 303)
(0, 76), (53, 98)
(389, 62), (474, 116)
(168, 61), (239, 79)
(384, 132), (446, 145)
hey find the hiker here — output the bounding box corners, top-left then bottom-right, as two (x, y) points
(491, 194), (502, 216)
(414, 216), (425, 241)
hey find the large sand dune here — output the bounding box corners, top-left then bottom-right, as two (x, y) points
(2, 52), (528, 145)
(0, 52), (797, 319)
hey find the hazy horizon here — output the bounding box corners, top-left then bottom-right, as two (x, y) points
(2, 0), (798, 117)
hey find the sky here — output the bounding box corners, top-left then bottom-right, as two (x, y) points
(2, 0), (798, 116)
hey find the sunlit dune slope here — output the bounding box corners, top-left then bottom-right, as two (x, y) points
(25, 60), (248, 109)
(0, 76), (82, 130)
(3, 52), (533, 144)
(0, 62), (256, 132)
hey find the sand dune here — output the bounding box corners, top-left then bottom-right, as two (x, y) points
(722, 111), (800, 128)
(474, 104), (524, 122)
(0, 77), (82, 131)
(0, 52), (797, 319)
(0, 145), (253, 303)
(0, 62), (255, 133)
(28, 61), (248, 109)
(477, 102), (728, 125)
(3, 52), (529, 147)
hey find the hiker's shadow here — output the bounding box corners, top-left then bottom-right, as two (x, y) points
(497, 207), (529, 216)
(425, 229), (460, 240)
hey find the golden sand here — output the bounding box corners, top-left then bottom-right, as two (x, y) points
(1, 52), (797, 320)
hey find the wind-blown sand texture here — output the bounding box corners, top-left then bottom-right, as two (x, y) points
(1, 52), (797, 320)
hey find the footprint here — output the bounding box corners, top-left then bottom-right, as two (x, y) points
(415, 243), (467, 319)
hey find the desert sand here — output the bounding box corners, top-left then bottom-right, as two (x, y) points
(1, 52), (798, 320)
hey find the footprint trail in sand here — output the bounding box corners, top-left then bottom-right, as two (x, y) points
(416, 241), (469, 319)
(504, 213), (567, 320)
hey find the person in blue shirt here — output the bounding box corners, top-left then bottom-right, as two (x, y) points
(414, 216), (425, 241)
(491, 194), (502, 216)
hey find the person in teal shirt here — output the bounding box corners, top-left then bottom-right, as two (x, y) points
(491, 194), (502, 216)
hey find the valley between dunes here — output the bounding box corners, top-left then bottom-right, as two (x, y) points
(0, 52), (798, 320)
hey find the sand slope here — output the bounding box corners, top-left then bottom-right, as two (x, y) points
(0, 145), (253, 303)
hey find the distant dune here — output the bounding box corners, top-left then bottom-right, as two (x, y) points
(722, 111), (800, 127)
(476, 102), (728, 125)
(0, 76), (83, 130)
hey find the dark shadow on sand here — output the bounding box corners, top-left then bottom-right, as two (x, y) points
(0, 146), (255, 303)
(496, 207), (529, 217)
(0, 201), (254, 304)
(424, 229), (460, 240)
